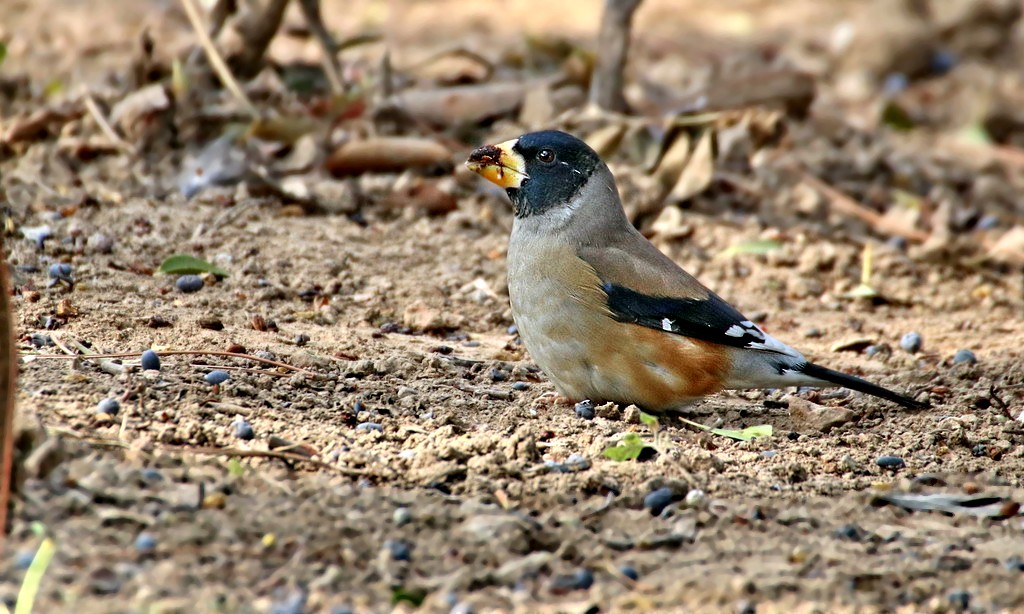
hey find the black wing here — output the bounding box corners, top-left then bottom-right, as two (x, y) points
(601, 282), (790, 354)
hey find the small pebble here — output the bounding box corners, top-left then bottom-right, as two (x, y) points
(268, 591), (307, 614)
(834, 524), (865, 541)
(1004, 556), (1024, 572)
(86, 232), (114, 254)
(507, 324), (518, 335)
(684, 488), (706, 509)
(294, 333), (310, 347)
(140, 349), (161, 371)
(882, 72), (909, 96)
(205, 370), (230, 385)
(511, 382), (529, 391)
(619, 565), (639, 581)
(386, 539), (412, 561)
(786, 432), (800, 441)
(952, 349), (977, 365)
(97, 398), (120, 416)
(176, 274), (204, 293)
(329, 607), (355, 614)
(232, 418), (254, 440)
(48, 263), (74, 284)
(760, 450), (778, 459)
(489, 368), (508, 382)
(929, 49), (958, 75)
(29, 334), (53, 348)
(899, 332), (922, 354)
(864, 344), (885, 358)
(14, 551), (35, 570)
(139, 468), (164, 484)
(976, 214), (1000, 231)
(393, 507), (412, 526)
(549, 569), (593, 593)
(574, 400), (595, 420)
(876, 455), (905, 469)
(643, 487), (675, 516)
(947, 590), (971, 612)
(804, 328), (822, 338)
(356, 422), (383, 432)
(134, 532), (157, 553)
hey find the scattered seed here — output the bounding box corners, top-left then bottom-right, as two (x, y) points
(294, 333), (310, 346)
(574, 400), (595, 420)
(86, 232), (114, 254)
(134, 532), (157, 553)
(876, 455), (905, 469)
(268, 591), (308, 614)
(489, 368), (508, 382)
(619, 565), (639, 581)
(97, 398), (120, 416)
(139, 468), (164, 484)
(899, 332), (922, 354)
(14, 551), (35, 570)
(175, 274), (204, 293)
(952, 349), (977, 365)
(251, 314), (268, 331)
(511, 382), (529, 391)
(786, 431), (800, 441)
(1004, 556), (1024, 572)
(356, 422), (383, 432)
(141, 349), (161, 371)
(507, 324), (518, 335)
(205, 370), (230, 385)
(643, 487), (675, 516)
(232, 418), (254, 440)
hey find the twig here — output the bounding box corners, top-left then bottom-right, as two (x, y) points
(297, 0), (345, 94)
(179, 0), (260, 119)
(797, 171), (930, 243)
(589, 0), (643, 112)
(80, 90), (133, 153)
(0, 242), (15, 541)
(188, 362), (289, 377)
(24, 349), (318, 379)
(45, 426), (373, 478)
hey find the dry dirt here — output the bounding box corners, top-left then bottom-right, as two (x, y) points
(2, 1), (1024, 613)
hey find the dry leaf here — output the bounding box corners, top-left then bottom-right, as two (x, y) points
(668, 129), (714, 202)
(325, 137), (451, 176)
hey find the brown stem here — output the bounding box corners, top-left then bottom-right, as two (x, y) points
(0, 241), (17, 539)
(589, 0), (643, 112)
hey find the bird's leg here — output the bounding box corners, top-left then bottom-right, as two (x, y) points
(532, 391), (576, 410)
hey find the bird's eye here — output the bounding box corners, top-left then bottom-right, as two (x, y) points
(537, 149), (555, 164)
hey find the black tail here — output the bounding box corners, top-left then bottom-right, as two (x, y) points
(800, 362), (929, 409)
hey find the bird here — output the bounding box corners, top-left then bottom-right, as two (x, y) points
(466, 130), (927, 412)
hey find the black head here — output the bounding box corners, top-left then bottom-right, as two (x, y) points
(508, 131), (602, 217)
(466, 131), (603, 218)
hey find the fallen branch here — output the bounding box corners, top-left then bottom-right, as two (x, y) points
(0, 243), (16, 540)
(797, 170), (930, 243)
(80, 90), (133, 153)
(590, 0), (644, 112)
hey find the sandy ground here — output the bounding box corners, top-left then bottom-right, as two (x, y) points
(2, 0), (1024, 612)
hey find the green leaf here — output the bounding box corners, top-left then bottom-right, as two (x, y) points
(157, 254), (229, 277)
(680, 417), (772, 441)
(15, 538), (55, 614)
(957, 122), (992, 146)
(718, 239), (782, 258)
(227, 458), (244, 477)
(638, 411), (658, 428)
(0, 42), (7, 68)
(391, 587), (426, 607)
(602, 432), (651, 462)
(29, 522), (46, 538)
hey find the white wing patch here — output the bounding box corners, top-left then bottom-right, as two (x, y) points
(661, 318), (674, 331)
(729, 320), (802, 358)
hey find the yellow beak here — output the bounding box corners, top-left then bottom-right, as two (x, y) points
(466, 138), (528, 189)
